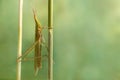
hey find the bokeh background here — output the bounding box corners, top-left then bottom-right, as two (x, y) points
(0, 0), (120, 80)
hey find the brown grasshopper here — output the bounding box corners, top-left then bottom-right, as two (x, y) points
(17, 10), (47, 76)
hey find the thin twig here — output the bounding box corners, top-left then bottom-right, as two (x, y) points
(48, 0), (53, 80)
(17, 0), (23, 80)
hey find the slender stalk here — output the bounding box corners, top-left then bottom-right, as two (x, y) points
(48, 0), (53, 80)
(17, 0), (23, 80)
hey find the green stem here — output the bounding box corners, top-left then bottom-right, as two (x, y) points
(48, 0), (53, 80)
(17, 0), (23, 80)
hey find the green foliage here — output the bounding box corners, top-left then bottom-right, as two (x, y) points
(1, 0), (120, 80)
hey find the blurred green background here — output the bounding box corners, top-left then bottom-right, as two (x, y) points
(0, 0), (120, 80)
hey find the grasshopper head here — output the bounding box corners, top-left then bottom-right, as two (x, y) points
(33, 9), (42, 32)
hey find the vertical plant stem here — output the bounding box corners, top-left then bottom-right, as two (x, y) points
(17, 0), (23, 80)
(48, 0), (53, 80)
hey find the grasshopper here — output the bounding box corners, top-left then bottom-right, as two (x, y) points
(17, 10), (47, 76)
